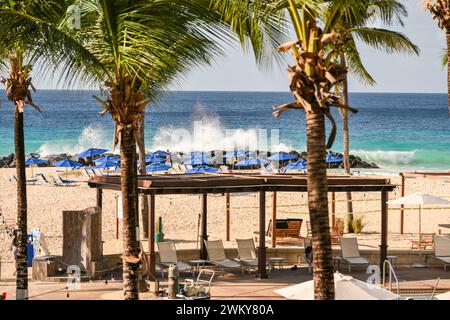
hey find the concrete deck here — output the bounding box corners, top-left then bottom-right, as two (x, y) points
(1, 264), (449, 300)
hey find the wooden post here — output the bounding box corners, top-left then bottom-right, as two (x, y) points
(96, 188), (103, 210)
(400, 173), (405, 234)
(380, 190), (389, 270)
(257, 190), (267, 279)
(272, 191), (277, 248)
(331, 192), (336, 229)
(148, 194), (156, 276)
(200, 194), (208, 259)
(226, 193), (230, 241)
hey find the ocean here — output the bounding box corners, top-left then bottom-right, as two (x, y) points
(0, 90), (449, 171)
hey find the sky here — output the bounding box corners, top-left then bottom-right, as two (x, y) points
(177, 1), (447, 93)
(40, 1), (447, 93)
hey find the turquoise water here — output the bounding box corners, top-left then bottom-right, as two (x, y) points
(0, 91), (449, 171)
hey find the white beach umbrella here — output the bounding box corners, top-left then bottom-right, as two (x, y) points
(274, 272), (399, 300)
(435, 291), (450, 300)
(388, 192), (449, 267)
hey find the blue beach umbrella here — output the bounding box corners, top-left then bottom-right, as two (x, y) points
(267, 152), (298, 161)
(25, 157), (47, 176)
(76, 148), (108, 159)
(235, 157), (269, 167)
(93, 160), (120, 169)
(145, 154), (166, 163)
(284, 160), (307, 172)
(186, 165), (219, 174)
(25, 157), (47, 166)
(145, 163), (172, 173)
(224, 150), (247, 158)
(151, 150), (169, 157)
(52, 159), (83, 178)
(94, 155), (119, 164)
(326, 155), (343, 163)
(183, 152), (213, 165)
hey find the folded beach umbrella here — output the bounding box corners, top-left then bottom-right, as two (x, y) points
(284, 160), (307, 172)
(76, 148), (108, 159)
(146, 163), (172, 173)
(94, 155), (119, 164)
(145, 154), (166, 163)
(388, 192), (450, 267)
(268, 152), (298, 161)
(186, 165), (219, 174)
(235, 157), (269, 167)
(275, 272), (399, 300)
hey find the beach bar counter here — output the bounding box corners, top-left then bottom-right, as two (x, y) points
(88, 173), (396, 279)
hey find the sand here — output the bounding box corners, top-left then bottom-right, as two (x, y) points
(1, 167), (450, 275)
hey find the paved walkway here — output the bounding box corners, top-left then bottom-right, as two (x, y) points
(2, 264), (450, 300)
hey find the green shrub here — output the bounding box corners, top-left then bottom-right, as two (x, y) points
(351, 215), (366, 234)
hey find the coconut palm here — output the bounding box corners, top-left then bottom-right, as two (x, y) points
(423, 0), (450, 113)
(0, 0), (233, 300)
(214, 0), (362, 299)
(323, 0), (419, 231)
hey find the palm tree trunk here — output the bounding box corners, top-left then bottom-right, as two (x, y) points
(137, 116), (149, 239)
(447, 28), (450, 114)
(120, 126), (140, 300)
(340, 53), (354, 233)
(305, 108), (335, 300)
(14, 106), (28, 300)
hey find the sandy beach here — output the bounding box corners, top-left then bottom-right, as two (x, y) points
(1, 167), (450, 273)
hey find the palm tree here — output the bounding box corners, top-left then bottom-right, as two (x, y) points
(323, 0), (419, 231)
(214, 0), (360, 299)
(423, 0), (450, 113)
(1, 0), (230, 300)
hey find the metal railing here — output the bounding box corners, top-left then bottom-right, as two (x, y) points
(382, 259), (400, 298)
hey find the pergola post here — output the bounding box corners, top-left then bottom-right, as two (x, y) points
(96, 188), (103, 210)
(400, 173), (405, 234)
(272, 191), (277, 248)
(331, 192), (336, 229)
(257, 189), (267, 279)
(200, 194), (208, 259)
(380, 190), (389, 270)
(226, 193), (230, 241)
(148, 193), (156, 276)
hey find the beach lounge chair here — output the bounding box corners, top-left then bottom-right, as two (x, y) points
(427, 235), (450, 271)
(297, 239), (313, 273)
(411, 233), (435, 250)
(267, 219), (304, 245)
(204, 240), (242, 273)
(219, 166), (230, 173)
(339, 237), (370, 273)
(306, 220), (342, 245)
(7, 174), (38, 185)
(53, 176), (80, 187)
(235, 238), (258, 274)
(157, 241), (194, 276)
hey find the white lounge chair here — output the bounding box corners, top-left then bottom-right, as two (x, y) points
(204, 240), (242, 273)
(428, 235), (450, 271)
(157, 241), (193, 276)
(340, 237), (370, 273)
(220, 166), (230, 173)
(235, 238), (258, 274)
(53, 176), (80, 187)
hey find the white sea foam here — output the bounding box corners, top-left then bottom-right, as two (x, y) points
(150, 106), (293, 152)
(38, 124), (112, 156)
(352, 149), (416, 166)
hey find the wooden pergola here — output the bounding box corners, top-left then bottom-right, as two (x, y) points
(88, 173), (396, 279)
(398, 171), (450, 234)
